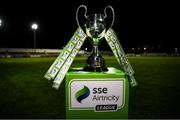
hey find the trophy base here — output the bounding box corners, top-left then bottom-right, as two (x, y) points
(83, 54), (108, 72)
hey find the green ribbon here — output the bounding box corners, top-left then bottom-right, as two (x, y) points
(44, 27), (87, 89)
(105, 28), (138, 87)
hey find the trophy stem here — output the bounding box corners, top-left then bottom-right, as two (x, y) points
(84, 45), (108, 72)
(93, 46), (99, 56)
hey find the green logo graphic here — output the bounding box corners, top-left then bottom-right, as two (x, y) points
(75, 86), (90, 103)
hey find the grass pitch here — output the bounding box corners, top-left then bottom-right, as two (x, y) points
(0, 56), (180, 118)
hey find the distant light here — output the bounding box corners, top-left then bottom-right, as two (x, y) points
(31, 23), (38, 30)
(85, 48), (88, 51)
(175, 48), (178, 53)
(144, 47), (146, 50)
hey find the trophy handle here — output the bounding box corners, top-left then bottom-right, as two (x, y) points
(76, 5), (87, 29)
(104, 5), (115, 28)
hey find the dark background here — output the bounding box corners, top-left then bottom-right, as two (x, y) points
(0, 0), (179, 52)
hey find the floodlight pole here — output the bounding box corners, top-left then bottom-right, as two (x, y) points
(31, 23), (38, 53)
(175, 48), (178, 54)
(0, 19), (2, 27)
(33, 30), (36, 53)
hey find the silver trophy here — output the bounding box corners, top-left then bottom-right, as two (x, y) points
(76, 5), (115, 72)
(44, 5), (137, 89)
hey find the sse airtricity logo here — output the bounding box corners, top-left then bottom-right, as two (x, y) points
(70, 79), (124, 111)
(75, 86), (90, 103)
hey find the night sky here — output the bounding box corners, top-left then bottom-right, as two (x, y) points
(0, 0), (179, 52)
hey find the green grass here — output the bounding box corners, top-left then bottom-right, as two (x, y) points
(0, 56), (180, 118)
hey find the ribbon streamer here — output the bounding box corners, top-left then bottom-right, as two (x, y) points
(44, 27), (87, 89)
(105, 28), (138, 87)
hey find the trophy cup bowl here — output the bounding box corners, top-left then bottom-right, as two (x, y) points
(85, 14), (106, 45)
(83, 14), (108, 72)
